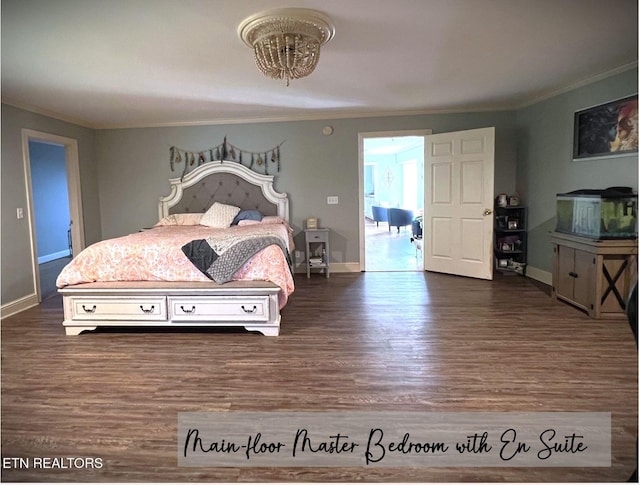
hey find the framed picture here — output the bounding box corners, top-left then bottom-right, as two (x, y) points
(573, 94), (638, 160)
(501, 242), (514, 252)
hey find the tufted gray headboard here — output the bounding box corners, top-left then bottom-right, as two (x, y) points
(158, 161), (289, 221)
(169, 172), (278, 216)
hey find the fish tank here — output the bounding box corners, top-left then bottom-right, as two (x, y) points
(556, 187), (637, 239)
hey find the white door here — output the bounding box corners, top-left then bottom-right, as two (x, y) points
(424, 127), (495, 280)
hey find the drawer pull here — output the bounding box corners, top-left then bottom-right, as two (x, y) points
(241, 305), (257, 314)
(180, 305), (196, 314)
(81, 304), (96, 313)
(568, 271), (578, 278)
(139, 305), (155, 314)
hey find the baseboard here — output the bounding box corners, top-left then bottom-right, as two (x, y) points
(1, 293), (39, 319)
(38, 249), (71, 265)
(526, 265), (552, 286)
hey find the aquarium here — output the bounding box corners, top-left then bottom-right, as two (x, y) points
(556, 187), (637, 239)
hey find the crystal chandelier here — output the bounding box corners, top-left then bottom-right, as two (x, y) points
(238, 8), (335, 86)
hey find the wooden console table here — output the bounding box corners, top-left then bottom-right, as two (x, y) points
(550, 232), (637, 319)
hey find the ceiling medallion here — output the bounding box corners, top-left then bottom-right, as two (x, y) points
(238, 8), (335, 86)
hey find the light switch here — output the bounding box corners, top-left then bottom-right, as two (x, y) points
(327, 196), (339, 205)
(16, 208), (24, 219)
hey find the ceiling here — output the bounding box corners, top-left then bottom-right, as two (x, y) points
(2, 0), (638, 129)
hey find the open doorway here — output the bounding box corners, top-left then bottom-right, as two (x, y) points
(22, 129), (85, 302)
(29, 140), (72, 299)
(358, 130), (430, 272)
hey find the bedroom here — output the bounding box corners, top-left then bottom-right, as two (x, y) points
(1, 0), (638, 482)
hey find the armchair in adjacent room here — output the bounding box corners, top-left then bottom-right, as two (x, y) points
(387, 208), (414, 233)
(371, 206), (388, 227)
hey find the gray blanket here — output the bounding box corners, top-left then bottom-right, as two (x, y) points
(182, 234), (290, 284)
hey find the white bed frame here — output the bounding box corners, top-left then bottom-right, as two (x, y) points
(59, 162), (290, 337)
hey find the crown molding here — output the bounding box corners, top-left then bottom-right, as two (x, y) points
(87, 105), (514, 130)
(3, 62), (636, 130)
(1, 97), (97, 129)
(515, 60), (638, 110)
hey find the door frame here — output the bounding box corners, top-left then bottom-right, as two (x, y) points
(358, 129), (432, 271)
(21, 129), (85, 302)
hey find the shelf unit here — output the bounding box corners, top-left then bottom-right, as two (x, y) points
(494, 205), (527, 275)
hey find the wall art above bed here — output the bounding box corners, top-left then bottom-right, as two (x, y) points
(170, 136), (284, 178)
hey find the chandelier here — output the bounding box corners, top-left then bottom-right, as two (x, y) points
(238, 8), (335, 86)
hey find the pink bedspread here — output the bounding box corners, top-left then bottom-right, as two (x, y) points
(56, 223), (295, 308)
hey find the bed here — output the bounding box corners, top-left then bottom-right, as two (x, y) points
(57, 161), (294, 336)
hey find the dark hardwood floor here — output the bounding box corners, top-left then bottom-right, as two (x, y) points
(1, 271), (637, 482)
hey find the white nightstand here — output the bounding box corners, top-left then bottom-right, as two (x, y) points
(304, 228), (330, 278)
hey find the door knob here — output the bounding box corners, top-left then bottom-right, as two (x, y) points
(483, 208), (493, 216)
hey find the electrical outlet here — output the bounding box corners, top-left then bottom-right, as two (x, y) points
(16, 208), (24, 219)
(327, 196), (339, 205)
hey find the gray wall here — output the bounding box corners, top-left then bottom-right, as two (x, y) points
(516, 68), (638, 275)
(95, 111), (518, 266)
(1, 104), (100, 304)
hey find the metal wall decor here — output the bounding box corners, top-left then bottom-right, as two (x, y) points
(170, 137), (284, 179)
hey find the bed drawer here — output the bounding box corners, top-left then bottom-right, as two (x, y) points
(168, 296), (270, 322)
(69, 297), (167, 321)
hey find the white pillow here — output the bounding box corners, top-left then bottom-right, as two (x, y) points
(201, 202), (241, 228)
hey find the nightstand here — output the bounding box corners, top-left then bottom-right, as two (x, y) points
(304, 228), (330, 278)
